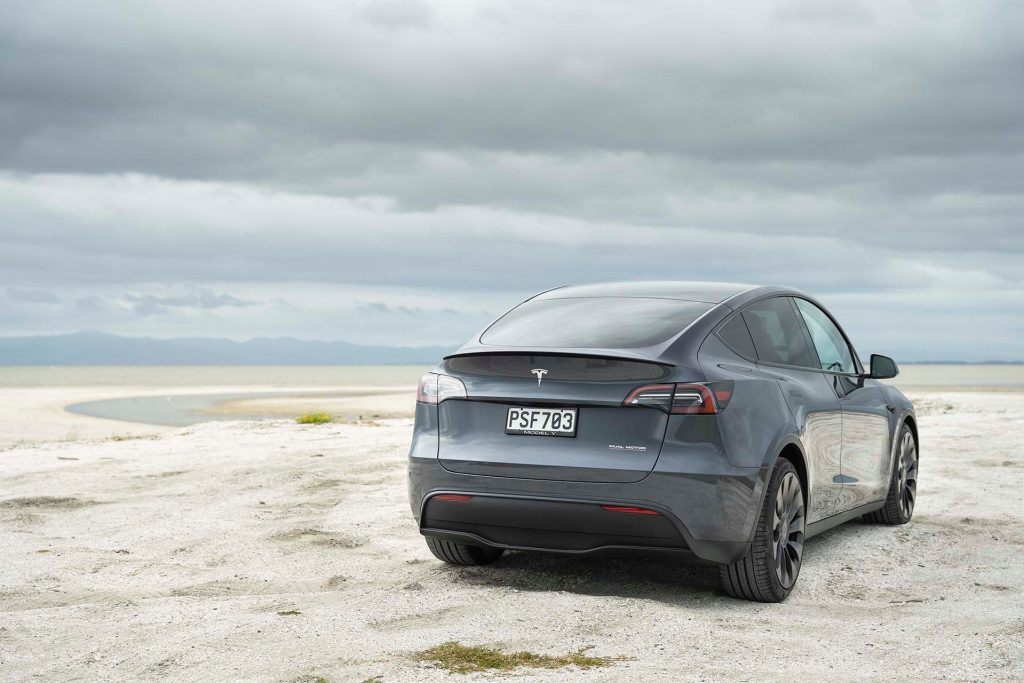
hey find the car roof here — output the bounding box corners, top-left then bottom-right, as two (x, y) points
(533, 281), (759, 304)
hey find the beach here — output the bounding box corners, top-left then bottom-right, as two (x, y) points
(1, 367), (1022, 680)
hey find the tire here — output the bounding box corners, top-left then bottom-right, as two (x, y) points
(863, 424), (918, 525)
(424, 537), (505, 566)
(719, 458), (805, 602)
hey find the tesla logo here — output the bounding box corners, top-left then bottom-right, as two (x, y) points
(531, 368), (548, 386)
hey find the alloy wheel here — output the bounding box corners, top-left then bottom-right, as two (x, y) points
(772, 471), (805, 589)
(897, 430), (918, 519)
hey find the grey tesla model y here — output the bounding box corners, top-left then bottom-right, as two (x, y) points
(408, 282), (917, 602)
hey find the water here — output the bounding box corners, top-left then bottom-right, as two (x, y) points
(882, 364), (1024, 390)
(0, 364), (1021, 389)
(0, 365), (432, 388)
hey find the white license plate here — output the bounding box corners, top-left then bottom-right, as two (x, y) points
(505, 407), (577, 437)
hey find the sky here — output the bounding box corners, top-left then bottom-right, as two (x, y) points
(0, 0), (1022, 361)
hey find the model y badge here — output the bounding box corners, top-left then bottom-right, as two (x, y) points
(531, 369), (548, 386)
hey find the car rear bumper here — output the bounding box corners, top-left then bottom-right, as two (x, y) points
(409, 456), (769, 564)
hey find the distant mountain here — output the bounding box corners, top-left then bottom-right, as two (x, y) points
(0, 332), (454, 365)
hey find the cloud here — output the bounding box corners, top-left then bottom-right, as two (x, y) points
(123, 289), (256, 316)
(0, 1), (1020, 359)
(355, 0), (435, 29)
(6, 286), (60, 304)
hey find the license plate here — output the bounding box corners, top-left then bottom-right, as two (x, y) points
(505, 407), (577, 437)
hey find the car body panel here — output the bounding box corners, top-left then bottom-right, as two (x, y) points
(770, 366), (844, 522)
(832, 376), (893, 511)
(437, 398), (669, 483)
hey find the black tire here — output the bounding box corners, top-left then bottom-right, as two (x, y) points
(863, 424), (918, 525)
(719, 458), (805, 602)
(425, 537), (505, 566)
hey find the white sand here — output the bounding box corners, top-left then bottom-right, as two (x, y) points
(1, 390), (1022, 681)
(0, 386), (416, 448)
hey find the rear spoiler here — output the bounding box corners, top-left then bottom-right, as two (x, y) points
(443, 347), (675, 367)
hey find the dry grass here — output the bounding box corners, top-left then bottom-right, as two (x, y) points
(412, 641), (625, 674)
(0, 496), (98, 510)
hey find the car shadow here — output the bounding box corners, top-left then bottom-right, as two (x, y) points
(448, 550), (723, 605)
(444, 521), (878, 605)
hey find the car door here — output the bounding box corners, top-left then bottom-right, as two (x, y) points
(741, 297), (844, 523)
(793, 298), (892, 513)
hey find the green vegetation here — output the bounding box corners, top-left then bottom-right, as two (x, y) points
(412, 641), (624, 674)
(296, 412), (332, 425)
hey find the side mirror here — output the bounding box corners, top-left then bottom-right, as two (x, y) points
(869, 354), (898, 379)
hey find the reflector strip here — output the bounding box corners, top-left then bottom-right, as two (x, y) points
(434, 494), (473, 502)
(600, 505), (661, 515)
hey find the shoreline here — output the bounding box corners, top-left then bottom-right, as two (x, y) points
(65, 387), (416, 427)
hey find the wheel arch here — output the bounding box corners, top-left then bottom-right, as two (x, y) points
(902, 414), (918, 449)
(776, 441), (809, 508)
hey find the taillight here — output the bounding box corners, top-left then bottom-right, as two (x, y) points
(623, 384), (674, 411)
(416, 373), (468, 404)
(623, 381), (733, 414)
(671, 384), (716, 414)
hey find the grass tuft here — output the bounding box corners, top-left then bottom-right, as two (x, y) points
(296, 412), (332, 425)
(412, 641), (625, 674)
(0, 496), (97, 510)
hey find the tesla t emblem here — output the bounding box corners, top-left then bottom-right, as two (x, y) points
(531, 368), (548, 386)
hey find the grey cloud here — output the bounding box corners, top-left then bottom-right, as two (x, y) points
(357, 300), (423, 315)
(6, 286), (60, 304)
(356, 0), (435, 29)
(357, 300), (464, 315)
(0, 1), (1020, 359)
(124, 289), (256, 317)
(74, 296), (106, 312)
(1, 2), (1021, 178)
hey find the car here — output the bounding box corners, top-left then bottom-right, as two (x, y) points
(407, 281), (918, 602)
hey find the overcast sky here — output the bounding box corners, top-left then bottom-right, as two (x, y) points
(1, 0), (1022, 360)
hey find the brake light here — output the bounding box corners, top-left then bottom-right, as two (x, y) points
(671, 384), (716, 415)
(417, 373), (468, 404)
(623, 384), (674, 411)
(623, 382), (733, 414)
(601, 505), (661, 515)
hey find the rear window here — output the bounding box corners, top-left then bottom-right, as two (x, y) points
(741, 297), (816, 368)
(445, 354), (672, 381)
(480, 297), (713, 349)
(717, 314), (756, 359)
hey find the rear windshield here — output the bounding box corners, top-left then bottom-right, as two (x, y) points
(480, 297), (713, 349)
(445, 354), (672, 381)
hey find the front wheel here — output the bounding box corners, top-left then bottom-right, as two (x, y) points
(863, 424), (918, 525)
(719, 458), (805, 602)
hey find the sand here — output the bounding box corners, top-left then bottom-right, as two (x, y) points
(1, 390), (1022, 681)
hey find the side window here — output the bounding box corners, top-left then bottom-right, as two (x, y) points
(794, 298), (856, 374)
(741, 297), (816, 368)
(716, 314), (756, 359)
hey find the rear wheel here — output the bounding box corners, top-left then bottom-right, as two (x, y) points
(425, 537), (505, 566)
(863, 424), (917, 525)
(719, 458), (805, 602)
